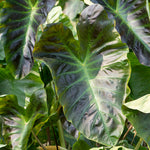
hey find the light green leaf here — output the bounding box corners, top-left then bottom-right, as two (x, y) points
(34, 4), (130, 146)
(58, 0), (85, 20)
(95, 0), (150, 66)
(0, 0), (56, 78)
(46, 6), (77, 38)
(124, 94), (150, 113)
(90, 146), (133, 150)
(0, 144), (7, 148)
(122, 95), (150, 147)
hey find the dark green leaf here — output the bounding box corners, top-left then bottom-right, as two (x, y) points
(34, 4), (130, 146)
(0, 34), (5, 61)
(73, 140), (91, 150)
(0, 0), (56, 78)
(39, 62), (52, 87)
(128, 52), (150, 100)
(0, 144), (7, 148)
(95, 0), (150, 66)
(0, 62), (43, 106)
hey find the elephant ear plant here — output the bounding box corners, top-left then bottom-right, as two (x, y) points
(1, 0), (150, 149)
(92, 0), (150, 66)
(0, 0), (56, 78)
(34, 4), (130, 146)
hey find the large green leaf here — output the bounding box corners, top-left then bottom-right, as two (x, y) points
(0, 89), (48, 150)
(58, 0), (85, 39)
(0, 0), (56, 78)
(34, 4), (130, 146)
(128, 52), (150, 100)
(94, 0), (150, 66)
(122, 94), (150, 147)
(0, 62), (43, 107)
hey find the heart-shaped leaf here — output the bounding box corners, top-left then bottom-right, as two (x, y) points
(34, 4), (130, 146)
(0, 0), (56, 78)
(94, 0), (150, 66)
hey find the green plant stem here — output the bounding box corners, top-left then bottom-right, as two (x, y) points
(52, 126), (59, 150)
(32, 130), (47, 150)
(57, 119), (66, 148)
(135, 138), (143, 150)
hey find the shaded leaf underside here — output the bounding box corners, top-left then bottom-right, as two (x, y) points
(34, 4), (130, 146)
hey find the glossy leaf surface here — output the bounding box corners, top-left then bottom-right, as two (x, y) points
(34, 4), (130, 146)
(0, 0), (55, 78)
(122, 94), (150, 147)
(94, 0), (150, 66)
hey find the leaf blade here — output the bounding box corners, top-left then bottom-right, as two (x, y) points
(95, 0), (150, 66)
(34, 5), (130, 146)
(0, 0), (56, 78)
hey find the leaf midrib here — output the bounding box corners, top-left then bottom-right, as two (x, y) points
(82, 63), (113, 145)
(18, 2), (39, 75)
(103, 0), (150, 53)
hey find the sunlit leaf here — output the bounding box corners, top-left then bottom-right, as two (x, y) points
(58, 0), (85, 20)
(94, 0), (150, 66)
(0, 0), (56, 78)
(34, 4), (130, 146)
(122, 94), (150, 147)
(0, 144), (7, 148)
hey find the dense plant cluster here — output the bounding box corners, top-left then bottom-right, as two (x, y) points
(0, 0), (150, 150)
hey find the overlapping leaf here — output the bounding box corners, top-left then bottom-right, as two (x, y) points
(128, 52), (150, 100)
(34, 4), (130, 146)
(0, 62), (43, 107)
(93, 0), (150, 66)
(122, 94), (150, 147)
(58, 0), (85, 20)
(0, 0), (56, 78)
(0, 89), (48, 150)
